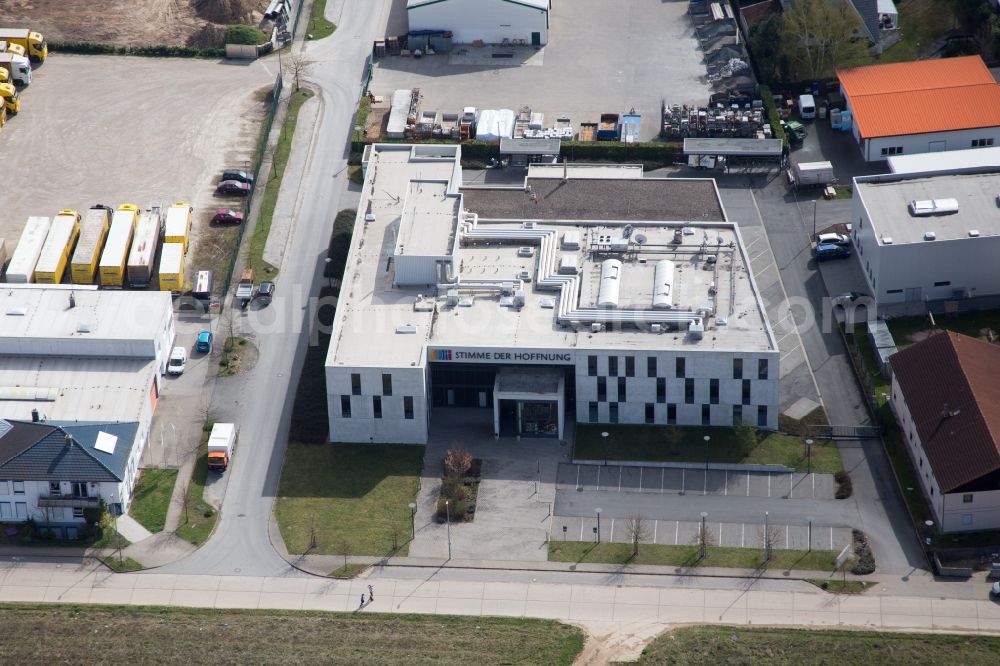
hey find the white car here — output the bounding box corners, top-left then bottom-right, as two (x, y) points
(167, 346), (187, 375)
(992, 581), (1000, 599)
(816, 232), (850, 246)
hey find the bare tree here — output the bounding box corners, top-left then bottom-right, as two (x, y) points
(176, 473), (191, 528)
(287, 52), (314, 91)
(331, 534), (352, 572)
(444, 445), (473, 478)
(779, 0), (869, 80)
(623, 514), (649, 558)
(693, 518), (717, 561)
(758, 524), (782, 563)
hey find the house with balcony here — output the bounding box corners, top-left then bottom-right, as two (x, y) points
(0, 419), (141, 539)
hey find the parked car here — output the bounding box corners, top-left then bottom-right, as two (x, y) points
(813, 243), (851, 261)
(221, 169), (254, 184)
(212, 209), (244, 224)
(216, 180), (251, 197)
(783, 120), (807, 143)
(195, 329), (213, 353)
(816, 232), (850, 246)
(257, 281), (275, 306)
(992, 581), (1000, 599)
(167, 346), (187, 375)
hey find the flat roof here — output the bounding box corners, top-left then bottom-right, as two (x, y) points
(888, 147), (1000, 174)
(396, 180), (460, 257)
(500, 137), (562, 155)
(856, 171), (1000, 245)
(683, 138), (783, 157)
(327, 144), (775, 370)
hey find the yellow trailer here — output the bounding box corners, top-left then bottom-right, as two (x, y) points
(98, 203), (139, 288)
(0, 82), (20, 115)
(70, 205), (112, 284)
(0, 29), (46, 63)
(164, 201), (193, 254)
(34, 209), (80, 284)
(158, 242), (185, 293)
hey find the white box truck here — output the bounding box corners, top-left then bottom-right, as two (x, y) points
(791, 161), (835, 188)
(207, 423), (237, 472)
(5, 216), (50, 282)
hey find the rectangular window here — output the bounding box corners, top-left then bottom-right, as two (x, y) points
(0, 481), (7, 496)
(373, 396), (382, 419)
(340, 395), (352, 418)
(49, 482), (61, 495)
(609, 402), (619, 423)
(733, 404), (743, 426)
(702, 404), (711, 426)
(647, 357), (657, 378)
(589, 402), (599, 423)
(351, 373), (362, 396)
(676, 357), (686, 378)
(617, 377), (626, 402)
(382, 374), (392, 396)
(608, 356), (618, 377)
(588, 355), (598, 377)
(73, 507), (84, 519)
(709, 379), (719, 404)
(12, 481), (24, 495)
(597, 377), (607, 402)
(645, 403), (655, 424)
(742, 379), (751, 405)
(733, 358), (743, 379)
(656, 377), (666, 403)
(684, 378), (695, 404)
(403, 396), (414, 419)
(972, 138), (994, 148)
(667, 404), (677, 425)
(933, 281), (951, 287)
(886, 289), (903, 294)
(962, 513), (973, 526)
(758, 359), (769, 380)
(757, 405), (768, 427)
(962, 493), (973, 503)
(625, 356), (635, 377)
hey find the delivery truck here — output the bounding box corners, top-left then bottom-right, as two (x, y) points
(70, 205), (112, 284)
(0, 29), (47, 62)
(0, 53), (31, 86)
(0, 81), (20, 114)
(5, 216), (51, 283)
(163, 201), (193, 254)
(0, 41), (26, 59)
(158, 242), (185, 293)
(34, 209), (81, 284)
(126, 206), (162, 288)
(99, 204), (139, 288)
(789, 161), (835, 189)
(207, 422), (238, 472)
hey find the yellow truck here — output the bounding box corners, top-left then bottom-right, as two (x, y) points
(34, 209), (81, 284)
(164, 201), (193, 254)
(70, 205), (112, 284)
(0, 81), (20, 115)
(98, 203), (139, 288)
(158, 242), (185, 293)
(0, 41), (26, 58)
(0, 29), (47, 63)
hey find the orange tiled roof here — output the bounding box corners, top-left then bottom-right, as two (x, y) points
(837, 56), (1000, 139)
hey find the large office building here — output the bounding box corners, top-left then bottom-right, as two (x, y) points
(325, 144), (779, 444)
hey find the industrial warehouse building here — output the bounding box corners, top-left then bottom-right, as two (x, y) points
(325, 144), (779, 445)
(0, 286), (174, 532)
(407, 0), (550, 47)
(838, 56), (1000, 162)
(851, 170), (1000, 313)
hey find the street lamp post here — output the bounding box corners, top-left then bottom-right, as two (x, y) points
(445, 500), (452, 559)
(703, 435), (711, 473)
(595, 508), (602, 543)
(408, 502), (417, 539)
(813, 199), (818, 238)
(700, 511), (709, 560)
(764, 511), (770, 562)
(805, 438), (814, 474)
(924, 519), (934, 547)
(110, 493), (122, 565)
(601, 431), (609, 466)
(807, 515), (814, 552)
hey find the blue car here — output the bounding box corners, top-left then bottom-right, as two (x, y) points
(195, 329), (213, 353)
(813, 243), (851, 261)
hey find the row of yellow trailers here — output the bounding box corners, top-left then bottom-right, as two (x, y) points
(1, 202), (192, 292)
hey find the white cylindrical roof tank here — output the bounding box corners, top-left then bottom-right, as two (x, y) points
(597, 258), (622, 308)
(653, 259), (675, 309)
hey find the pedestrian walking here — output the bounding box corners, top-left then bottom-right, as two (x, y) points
(359, 593), (365, 608)
(368, 584), (375, 602)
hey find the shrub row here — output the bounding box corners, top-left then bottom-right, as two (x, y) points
(851, 528), (876, 575)
(225, 25), (268, 46)
(834, 470), (853, 499)
(50, 41), (226, 59)
(758, 85), (789, 151)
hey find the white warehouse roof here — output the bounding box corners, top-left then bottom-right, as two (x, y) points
(408, 0), (548, 9)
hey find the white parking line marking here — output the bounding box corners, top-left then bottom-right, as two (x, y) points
(741, 523), (745, 547)
(681, 469), (685, 493)
(576, 465), (580, 490)
(789, 472), (794, 498)
(639, 467), (643, 492)
(653, 520), (658, 544)
(596, 466), (601, 490)
(830, 527), (834, 550)
(579, 522), (584, 541)
(747, 472), (750, 496)
(812, 473), (816, 497)
(724, 470), (728, 496)
(618, 466), (622, 492)
(786, 524), (789, 549)
(610, 518), (615, 542)
(768, 473), (771, 497)
(719, 522), (723, 545)
(675, 520), (680, 545)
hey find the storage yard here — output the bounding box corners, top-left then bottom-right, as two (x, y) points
(0, 54), (273, 295)
(370, 0), (713, 142)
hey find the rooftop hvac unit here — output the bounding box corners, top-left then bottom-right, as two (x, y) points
(688, 318), (704, 340)
(909, 198), (959, 216)
(651, 323), (662, 333)
(591, 323), (602, 333)
(969, 230), (980, 238)
(597, 259), (622, 308)
(561, 231), (581, 250)
(923, 231), (936, 241)
(501, 281), (514, 295)
(446, 289), (459, 306)
(881, 236), (893, 244)
(396, 324), (417, 334)
(558, 255), (578, 274)
(513, 289), (525, 307)
(517, 246), (534, 257)
(458, 296), (475, 307)
(523, 222), (536, 229)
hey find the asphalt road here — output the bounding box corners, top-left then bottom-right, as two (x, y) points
(159, 0), (380, 577)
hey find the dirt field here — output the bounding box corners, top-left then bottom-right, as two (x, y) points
(0, 54), (275, 290)
(0, 0), (267, 47)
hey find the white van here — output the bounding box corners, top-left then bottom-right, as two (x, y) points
(798, 94), (816, 120)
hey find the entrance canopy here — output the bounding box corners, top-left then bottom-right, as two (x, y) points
(493, 367), (565, 439)
(683, 138), (783, 159)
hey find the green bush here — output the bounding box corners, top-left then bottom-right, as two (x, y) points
(50, 42), (225, 58)
(759, 85), (789, 151)
(225, 25), (268, 46)
(850, 529), (876, 574)
(834, 470), (853, 499)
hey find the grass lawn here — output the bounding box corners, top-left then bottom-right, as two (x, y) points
(175, 424), (219, 546)
(575, 425), (842, 473)
(348, 164), (364, 184)
(217, 336), (250, 377)
(329, 563), (368, 578)
(0, 605), (584, 666)
(101, 556), (143, 573)
(306, 0), (337, 40)
(878, 0), (957, 63)
(637, 626), (1000, 665)
(807, 579), (875, 594)
(886, 310), (1000, 349)
(249, 88), (314, 279)
(128, 468), (178, 533)
(548, 542), (841, 572)
(276, 442), (423, 555)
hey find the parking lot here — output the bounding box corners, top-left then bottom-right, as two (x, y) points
(0, 54), (274, 289)
(371, 0), (712, 140)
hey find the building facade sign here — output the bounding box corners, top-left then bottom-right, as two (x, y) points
(428, 347), (575, 364)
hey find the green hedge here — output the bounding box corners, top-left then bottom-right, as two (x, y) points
(759, 85), (789, 151)
(225, 25), (268, 46)
(50, 42), (225, 58)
